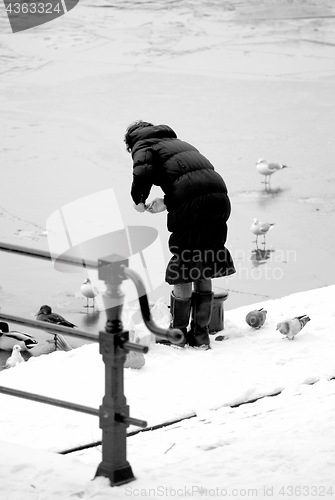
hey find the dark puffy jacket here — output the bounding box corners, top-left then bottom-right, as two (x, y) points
(129, 124), (235, 284)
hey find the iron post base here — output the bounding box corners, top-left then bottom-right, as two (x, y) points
(95, 460), (135, 486)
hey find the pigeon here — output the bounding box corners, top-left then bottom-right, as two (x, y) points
(36, 305), (76, 328)
(5, 345), (25, 368)
(80, 278), (98, 308)
(250, 218), (275, 246)
(0, 321), (38, 351)
(276, 315), (311, 340)
(256, 158), (288, 187)
(245, 308), (267, 329)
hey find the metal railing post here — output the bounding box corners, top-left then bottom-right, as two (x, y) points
(0, 242), (183, 487)
(95, 255), (147, 486)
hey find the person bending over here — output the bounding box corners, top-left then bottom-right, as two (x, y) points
(125, 120), (235, 349)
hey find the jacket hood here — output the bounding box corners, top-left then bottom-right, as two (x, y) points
(129, 124), (177, 151)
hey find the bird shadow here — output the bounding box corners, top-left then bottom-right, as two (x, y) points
(258, 186), (286, 206)
(250, 247), (274, 268)
(80, 309), (100, 328)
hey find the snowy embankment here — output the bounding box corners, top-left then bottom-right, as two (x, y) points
(1, 285), (335, 498)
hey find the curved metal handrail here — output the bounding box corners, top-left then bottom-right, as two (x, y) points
(124, 267), (184, 345)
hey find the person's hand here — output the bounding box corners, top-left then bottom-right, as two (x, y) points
(146, 198), (167, 213)
(133, 202), (147, 213)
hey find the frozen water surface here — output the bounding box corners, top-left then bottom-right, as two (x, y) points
(0, 0), (335, 363)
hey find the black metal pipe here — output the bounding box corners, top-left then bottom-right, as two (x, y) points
(115, 413), (147, 428)
(59, 413), (197, 455)
(59, 440), (103, 455)
(0, 385), (99, 416)
(123, 341), (148, 354)
(124, 267), (184, 345)
(0, 312), (98, 341)
(0, 241), (97, 269)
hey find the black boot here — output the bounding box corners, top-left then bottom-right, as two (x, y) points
(157, 293), (191, 346)
(188, 291), (214, 349)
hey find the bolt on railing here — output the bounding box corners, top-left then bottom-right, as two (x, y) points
(0, 241), (184, 486)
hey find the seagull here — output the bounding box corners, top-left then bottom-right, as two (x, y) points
(250, 218), (275, 246)
(256, 158), (288, 187)
(36, 305), (76, 328)
(0, 321), (38, 351)
(276, 315), (311, 340)
(80, 278), (98, 308)
(245, 308), (267, 329)
(5, 345), (25, 368)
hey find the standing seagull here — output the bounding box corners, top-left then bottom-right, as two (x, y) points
(250, 218), (275, 246)
(36, 305), (74, 351)
(256, 158), (288, 188)
(276, 315), (311, 340)
(5, 345), (25, 368)
(80, 278), (98, 308)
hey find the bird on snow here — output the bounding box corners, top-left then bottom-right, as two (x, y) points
(80, 278), (98, 308)
(245, 308), (267, 329)
(5, 344), (25, 368)
(0, 321), (38, 351)
(250, 218), (275, 246)
(276, 315), (311, 340)
(36, 305), (76, 328)
(256, 158), (288, 187)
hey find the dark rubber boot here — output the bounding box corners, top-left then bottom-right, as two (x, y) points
(188, 291), (214, 348)
(157, 293), (191, 346)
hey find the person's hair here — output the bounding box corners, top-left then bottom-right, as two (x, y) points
(124, 120), (153, 152)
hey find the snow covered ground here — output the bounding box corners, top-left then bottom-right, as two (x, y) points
(1, 285), (335, 499)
